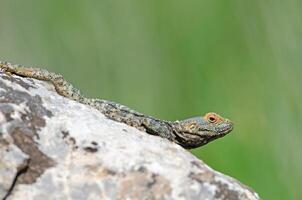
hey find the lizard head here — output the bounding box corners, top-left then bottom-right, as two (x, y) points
(174, 112), (233, 148)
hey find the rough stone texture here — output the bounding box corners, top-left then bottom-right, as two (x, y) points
(0, 72), (260, 200)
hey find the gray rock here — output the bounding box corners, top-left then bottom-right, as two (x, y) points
(0, 73), (260, 200)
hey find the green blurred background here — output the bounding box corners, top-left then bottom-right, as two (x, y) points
(1, 1), (301, 199)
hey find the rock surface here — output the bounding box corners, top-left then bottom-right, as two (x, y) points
(0, 72), (260, 200)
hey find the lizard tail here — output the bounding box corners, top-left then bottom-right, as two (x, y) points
(0, 61), (85, 102)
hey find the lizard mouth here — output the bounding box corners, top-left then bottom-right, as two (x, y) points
(217, 121), (234, 135)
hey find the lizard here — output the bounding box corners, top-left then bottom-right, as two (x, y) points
(0, 61), (233, 149)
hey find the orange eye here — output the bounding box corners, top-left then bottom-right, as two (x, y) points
(208, 116), (217, 123)
(204, 112), (223, 124)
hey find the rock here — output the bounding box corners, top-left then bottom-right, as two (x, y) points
(0, 72), (260, 200)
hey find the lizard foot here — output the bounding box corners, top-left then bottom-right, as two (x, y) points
(0, 62), (37, 78)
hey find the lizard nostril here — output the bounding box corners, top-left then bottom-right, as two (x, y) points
(226, 119), (234, 125)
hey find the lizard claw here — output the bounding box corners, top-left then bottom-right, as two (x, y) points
(0, 62), (13, 76)
(4, 71), (13, 76)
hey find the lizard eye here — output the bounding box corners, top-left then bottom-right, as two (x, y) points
(205, 113), (219, 123)
(208, 116), (217, 123)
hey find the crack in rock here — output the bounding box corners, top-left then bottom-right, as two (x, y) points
(3, 159), (30, 200)
(11, 129), (55, 184)
(0, 74), (55, 198)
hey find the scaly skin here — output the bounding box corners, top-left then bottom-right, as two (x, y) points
(0, 61), (233, 149)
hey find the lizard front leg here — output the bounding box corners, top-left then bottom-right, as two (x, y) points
(0, 61), (84, 102)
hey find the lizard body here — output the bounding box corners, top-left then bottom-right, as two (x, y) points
(0, 61), (233, 149)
